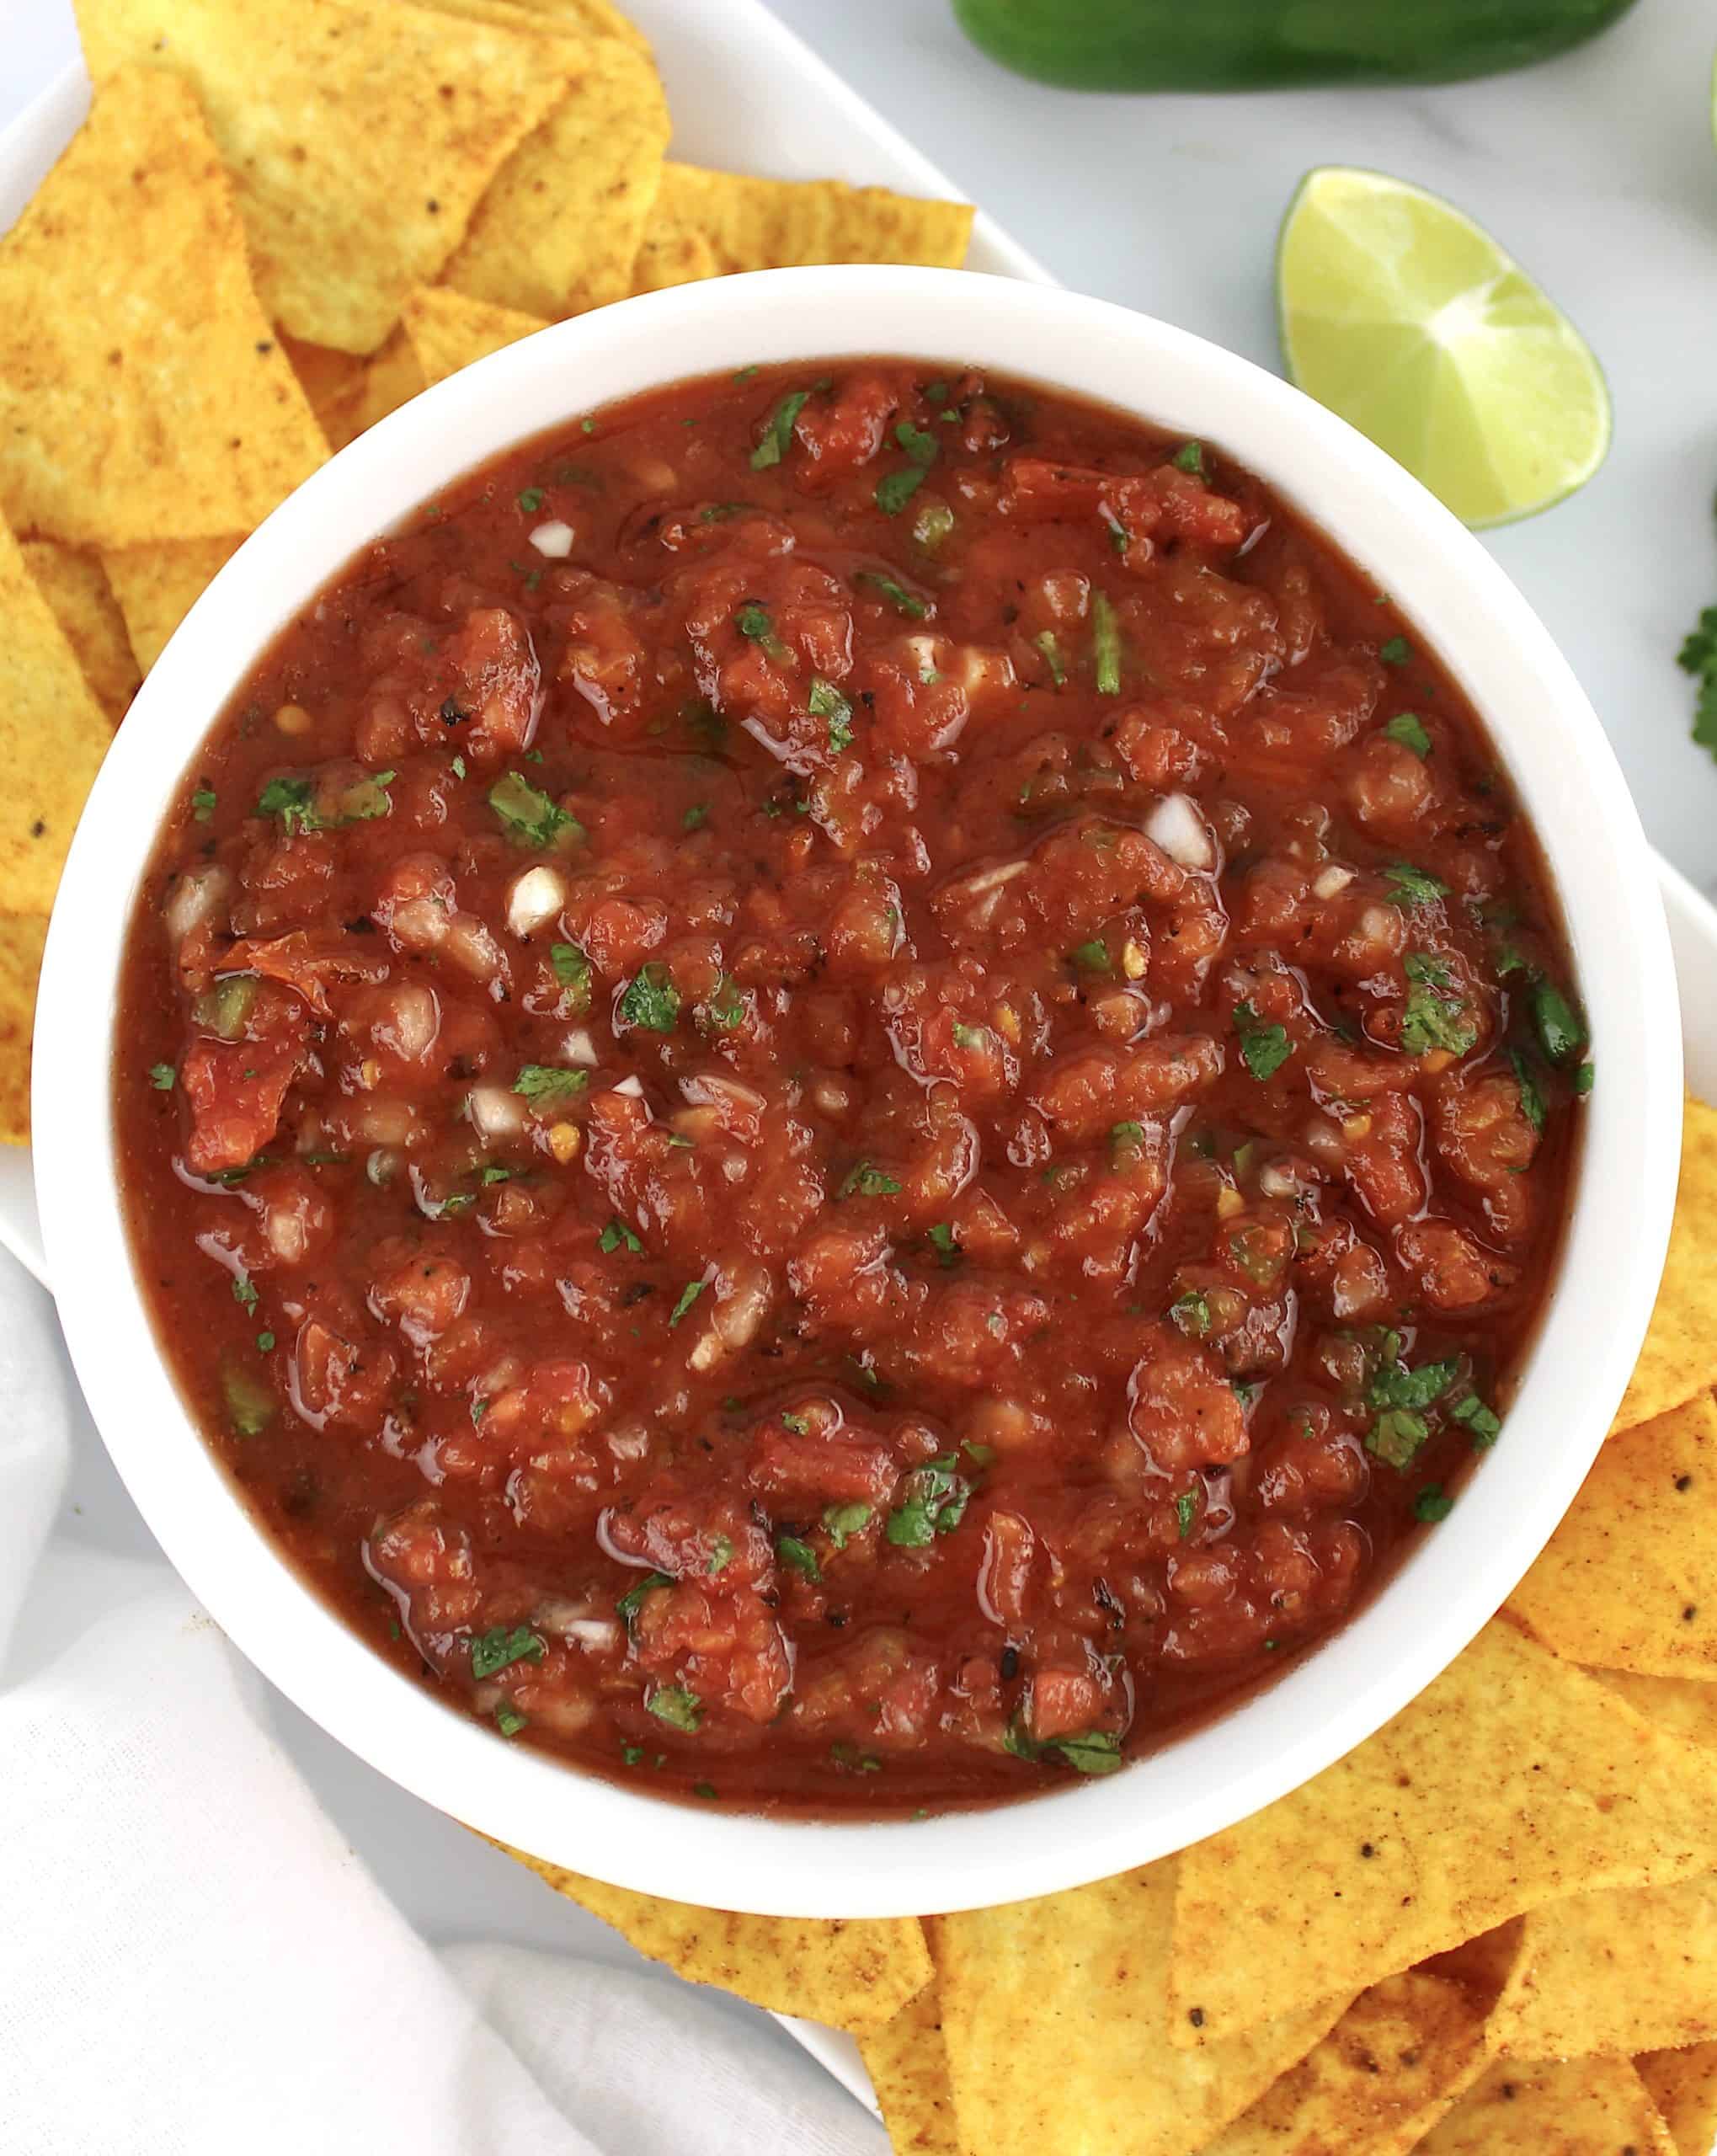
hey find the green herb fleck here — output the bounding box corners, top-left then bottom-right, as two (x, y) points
(808, 675), (854, 752)
(1170, 1289), (1211, 1339)
(885, 1455), (969, 1546)
(1401, 953), (1477, 1058)
(1532, 979), (1586, 1065)
(494, 1705), (528, 1737)
(647, 1685), (702, 1732)
(1573, 1060), (1595, 1097)
(517, 486), (546, 512)
(1176, 1488), (1198, 1540)
(927, 1223), (960, 1266)
(489, 771), (580, 851)
(1415, 1485), (1455, 1524)
(823, 1500), (872, 1550)
(1384, 712), (1431, 757)
(1385, 862), (1448, 911)
(257, 776), (319, 835)
(1033, 630), (1066, 686)
(1234, 1001), (1292, 1081)
(707, 1533), (733, 1575)
(148, 1062), (176, 1090)
(683, 803), (709, 831)
(669, 1278), (706, 1328)
(550, 942), (592, 1011)
(750, 388), (808, 470)
(840, 1161), (903, 1198)
(232, 1273), (259, 1313)
(1509, 1049), (1546, 1134)
(470, 1625), (546, 1680)
(777, 1534), (821, 1582)
(701, 974), (746, 1033)
(1070, 938), (1112, 974)
(618, 963), (680, 1033)
(856, 569), (927, 619)
(736, 600), (792, 663)
(1450, 1392), (1503, 1448)
(513, 1064), (589, 1104)
(1380, 634), (1413, 666)
(191, 787), (217, 823)
(617, 1571), (674, 1625)
(599, 1218), (643, 1256)
(876, 466), (926, 515)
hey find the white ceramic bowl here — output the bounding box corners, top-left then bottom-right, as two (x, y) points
(35, 266), (1681, 1918)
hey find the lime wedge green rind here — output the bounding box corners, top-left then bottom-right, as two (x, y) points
(1276, 166), (1611, 531)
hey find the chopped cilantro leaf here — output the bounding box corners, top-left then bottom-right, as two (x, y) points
(1052, 1730), (1123, 1775)
(927, 1223), (960, 1265)
(1400, 953), (1477, 1057)
(255, 1331), (275, 1353)
(1385, 862), (1448, 911)
(808, 675), (854, 752)
(840, 1160), (903, 1198)
(700, 974), (746, 1033)
(599, 1217), (643, 1256)
(731, 364), (760, 384)
(232, 1273), (259, 1313)
(780, 1411), (809, 1433)
(895, 419), (939, 467)
(750, 388), (808, 470)
(646, 1685), (702, 1731)
(952, 1021), (987, 1049)
(190, 786), (217, 823)
(669, 1278), (706, 1328)
(550, 942), (592, 1011)
(830, 1741), (882, 1774)
(1509, 1049), (1546, 1134)
(451, 755), (467, 780)
(470, 1625), (545, 1679)
(1369, 1348), (1459, 1414)
(489, 771), (580, 851)
(517, 486), (546, 512)
(1573, 1060), (1595, 1097)
(707, 1533), (733, 1575)
(513, 1064), (588, 1104)
(1234, 1001), (1292, 1081)
(1450, 1392), (1503, 1448)
(1171, 440), (1206, 476)
(777, 1534), (821, 1582)
(1090, 589), (1122, 695)
(1176, 1488), (1198, 1540)
(148, 1062), (176, 1090)
(616, 1570), (674, 1625)
(1532, 979), (1586, 1064)
(876, 466), (926, 515)
(1367, 1407), (1431, 1469)
(494, 1705), (528, 1737)
(1110, 1118), (1145, 1155)
(1415, 1485), (1455, 1524)
(1379, 634), (1413, 665)
(823, 1500), (872, 1550)
(618, 963), (680, 1033)
(256, 776), (318, 835)
(1384, 712), (1431, 757)
(736, 601), (792, 662)
(856, 569), (928, 619)
(1170, 1289), (1211, 1338)
(885, 1455), (969, 1546)
(1070, 939), (1112, 974)
(683, 802), (709, 830)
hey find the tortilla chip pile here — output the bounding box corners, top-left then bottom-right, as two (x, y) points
(499, 1099), (1717, 2156)
(0, 0), (975, 1142)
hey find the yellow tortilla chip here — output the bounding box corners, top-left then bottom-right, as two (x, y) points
(1613, 1097), (1717, 1432)
(345, 331), (430, 440)
(936, 1864), (1351, 2156)
(630, 163), (974, 293)
(1489, 1871), (1717, 2060)
(104, 538), (243, 675)
(19, 542), (140, 725)
(76, 0), (583, 355)
(1509, 1393), (1717, 1676)
(1595, 1669), (1717, 1750)
(1203, 1974), (1492, 2156)
(1416, 2058), (1676, 2156)
(0, 69), (326, 547)
(854, 1978), (959, 2155)
(435, 12), (670, 315)
(0, 511), (112, 912)
(492, 1838), (930, 2025)
(1637, 2044), (1717, 2156)
(1170, 1620), (1717, 2046)
(281, 336), (373, 455)
(0, 915), (49, 1145)
(401, 288), (549, 388)
(494, 0), (651, 51)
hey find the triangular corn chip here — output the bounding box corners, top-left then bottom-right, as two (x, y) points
(1170, 1621), (1717, 2044)
(855, 1977), (959, 2154)
(20, 541), (139, 725)
(1613, 1097), (1717, 1431)
(1416, 2057), (1675, 2155)
(401, 288), (549, 388)
(75, 0), (583, 353)
(1637, 2043), (1717, 2156)
(104, 537), (243, 675)
(0, 69), (325, 545)
(0, 914), (49, 1144)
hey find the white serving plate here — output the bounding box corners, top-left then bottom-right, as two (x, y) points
(4, 0), (1710, 2120)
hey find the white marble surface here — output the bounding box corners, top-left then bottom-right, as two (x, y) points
(2, 0), (1714, 2041)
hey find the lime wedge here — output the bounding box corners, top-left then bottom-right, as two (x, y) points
(1277, 167), (1610, 529)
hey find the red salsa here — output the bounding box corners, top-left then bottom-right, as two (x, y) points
(115, 360), (1586, 1815)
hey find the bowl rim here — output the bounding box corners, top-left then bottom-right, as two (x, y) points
(35, 264), (1682, 1918)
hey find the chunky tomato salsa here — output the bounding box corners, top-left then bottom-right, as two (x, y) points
(115, 359), (1586, 1814)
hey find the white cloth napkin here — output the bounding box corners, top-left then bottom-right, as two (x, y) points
(0, 1249), (887, 2156)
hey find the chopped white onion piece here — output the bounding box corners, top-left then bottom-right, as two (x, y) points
(164, 865), (230, 946)
(529, 520), (574, 558)
(467, 1083), (527, 1142)
(1144, 792), (1214, 872)
(559, 1025), (598, 1066)
(506, 864), (565, 938)
(611, 1074), (645, 1100)
(1313, 863), (1356, 901)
